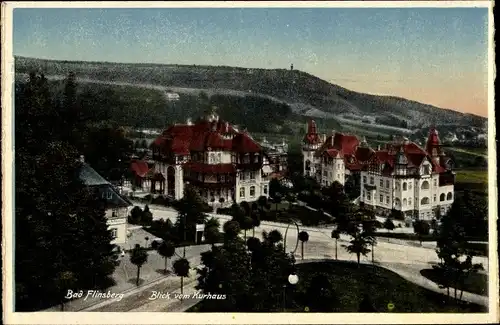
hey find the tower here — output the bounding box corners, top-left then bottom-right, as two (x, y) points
(302, 120), (322, 177)
(426, 127), (442, 164)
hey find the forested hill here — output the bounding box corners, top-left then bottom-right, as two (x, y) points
(15, 56), (486, 130)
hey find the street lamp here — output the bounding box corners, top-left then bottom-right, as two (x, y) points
(283, 221), (300, 255)
(283, 273), (299, 312)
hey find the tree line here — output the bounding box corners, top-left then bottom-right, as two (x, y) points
(15, 71), (133, 311)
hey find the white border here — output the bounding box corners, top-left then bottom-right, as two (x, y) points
(2, 1), (497, 324)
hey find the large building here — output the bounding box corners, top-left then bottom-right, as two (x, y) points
(131, 112), (270, 206)
(78, 158), (132, 245)
(260, 137), (289, 179)
(302, 120), (373, 186)
(302, 120), (455, 221)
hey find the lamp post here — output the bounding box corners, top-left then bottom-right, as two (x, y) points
(283, 273), (299, 312)
(283, 221), (300, 255)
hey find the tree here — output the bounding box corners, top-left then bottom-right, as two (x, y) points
(173, 258), (191, 300)
(223, 220), (241, 240)
(269, 178), (282, 198)
(265, 230), (283, 245)
(174, 186), (208, 243)
(389, 209), (405, 221)
(129, 206), (144, 224)
(298, 231), (309, 260)
(331, 229), (340, 260)
(434, 199), (484, 302)
(257, 196), (268, 214)
(413, 220), (430, 245)
(229, 203), (246, 224)
(343, 231), (372, 266)
(157, 241), (176, 274)
(54, 270), (77, 311)
(251, 211), (261, 237)
(383, 217), (395, 231)
(241, 216), (254, 241)
(205, 217), (221, 248)
(273, 193), (282, 212)
(15, 73), (118, 311)
(143, 205), (153, 224)
(246, 237), (262, 253)
(130, 244), (148, 286)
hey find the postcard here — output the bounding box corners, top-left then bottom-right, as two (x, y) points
(1, 1), (497, 324)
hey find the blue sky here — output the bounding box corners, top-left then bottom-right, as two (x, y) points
(13, 7), (489, 116)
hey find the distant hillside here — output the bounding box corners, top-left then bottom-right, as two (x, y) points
(15, 56), (486, 131)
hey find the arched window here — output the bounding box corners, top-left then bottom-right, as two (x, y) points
(421, 181), (430, 190)
(440, 193), (445, 201)
(250, 186), (256, 197)
(403, 198), (407, 206)
(394, 198), (401, 207)
(421, 197), (430, 205)
(446, 192), (453, 201)
(240, 187), (245, 198)
(403, 182), (407, 191)
(408, 183), (412, 190)
(408, 198), (412, 206)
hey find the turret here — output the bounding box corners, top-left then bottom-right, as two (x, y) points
(426, 127), (442, 163)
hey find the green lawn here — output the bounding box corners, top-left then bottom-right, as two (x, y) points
(420, 268), (488, 297)
(455, 169), (488, 185)
(447, 147), (488, 158)
(188, 261), (486, 312)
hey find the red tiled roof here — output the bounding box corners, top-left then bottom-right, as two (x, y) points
(131, 160), (150, 177)
(151, 119), (261, 154)
(183, 162), (236, 174)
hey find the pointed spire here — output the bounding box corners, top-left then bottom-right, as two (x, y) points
(307, 120), (318, 134)
(360, 136), (368, 147)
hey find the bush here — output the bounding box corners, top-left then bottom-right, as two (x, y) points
(383, 218), (395, 231)
(413, 220), (431, 237)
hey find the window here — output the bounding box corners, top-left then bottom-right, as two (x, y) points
(250, 186), (256, 197)
(380, 194), (383, 203)
(386, 196), (390, 204)
(106, 191), (113, 200)
(433, 179), (437, 187)
(421, 181), (430, 190)
(433, 194), (436, 202)
(421, 197), (430, 205)
(447, 192), (453, 201)
(250, 171), (256, 180)
(423, 165), (431, 175)
(403, 182), (407, 191)
(220, 175), (225, 182)
(380, 179), (383, 187)
(231, 154), (236, 163)
(239, 172), (245, 181)
(240, 187), (245, 198)
(363, 176), (367, 184)
(263, 185), (268, 195)
(244, 154), (250, 164)
(367, 193), (371, 201)
(408, 198), (412, 206)
(254, 154), (259, 163)
(110, 228), (118, 239)
(217, 152), (222, 163)
(337, 174), (340, 179)
(386, 180), (390, 188)
(440, 193), (445, 201)
(370, 177), (374, 185)
(323, 170), (328, 177)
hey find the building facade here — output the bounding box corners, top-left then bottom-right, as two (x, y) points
(78, 159), (132, 245)
(260, 137), (289, 178)
(302, 120), (374, 186)
(133, 113), (270, 206)
(302, 120), (455, 221)
(360, 130), (455, 221)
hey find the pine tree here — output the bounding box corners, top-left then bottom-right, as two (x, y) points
(15, 73), (118, 311)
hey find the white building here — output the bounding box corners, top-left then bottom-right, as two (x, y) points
(78, 159), (132, 245)
(302, 120), (374, 187)
(302, 120), (455, 222)
(131, 112), (270, 207)
(359, 130), (455, 221)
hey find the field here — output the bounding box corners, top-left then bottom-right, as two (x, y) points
(455, 169), (488, 185)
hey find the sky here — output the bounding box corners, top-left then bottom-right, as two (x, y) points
(12, 7), (490, 117)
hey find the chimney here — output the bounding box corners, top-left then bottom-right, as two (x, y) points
(79, 155), (85, 163)
(225, 121), (229, 132)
